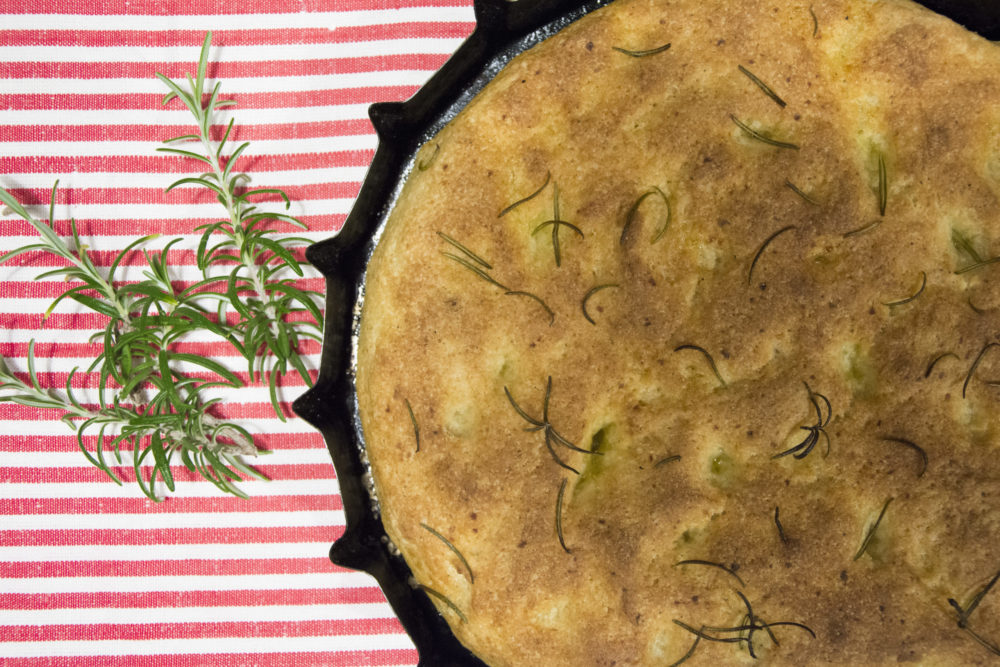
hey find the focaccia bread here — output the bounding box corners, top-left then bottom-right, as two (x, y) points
(355, 0), (1000, 664)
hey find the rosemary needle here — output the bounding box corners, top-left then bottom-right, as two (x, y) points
(581, 283), (619, 324)
(674, 344), (727, 387)
(437, 231), (492, 269)
(925, 351), (959, 378)
(498, 171), (550, 217)
(878, 436), (928, 477)
(738, 65), (787, 107)
(730, 114), (800, 150)
(418, 584), (468, 623)
(421, 523), (474, 582)
(405, 399), (420, 452)
(748, 225), (796, 286)
(963, 342), (1000, 399)
(674, 559), (746, 587)
(505, 290), (555, 325)
(785, 179), (820, 205)
(612, 43), (671, 57)
(854, 497), (893, 561)
(556, 478), (571, 553)
(881, 271), (926, 307)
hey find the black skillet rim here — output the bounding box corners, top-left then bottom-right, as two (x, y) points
(290, 2), (1000, 665)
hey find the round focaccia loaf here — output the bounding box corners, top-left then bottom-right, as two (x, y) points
(355, 0), (1000, 664)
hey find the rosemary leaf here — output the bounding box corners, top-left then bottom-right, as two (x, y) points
(731, 114), (800, 150)
(612, 43), (671, 57)
(581, 283), (619, 324)
(853, 497), (893, 561)
(405, 399), (420, 452)
(748, 225), (796, 286)
(881, 271), (926, 307)
(674, 344), (727, 388)
(738, 65), (787, 107)
(498, 171), (550, 217)
(418, 584), (468, 623)
(556, 478), (571, 553)
(878, 436), (928, 477)
(421, 523), (474, 582)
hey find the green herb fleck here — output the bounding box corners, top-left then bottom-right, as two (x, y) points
(417, 142), (440, 171)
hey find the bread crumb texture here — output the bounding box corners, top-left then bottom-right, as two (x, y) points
(356, 0), (1000, 664)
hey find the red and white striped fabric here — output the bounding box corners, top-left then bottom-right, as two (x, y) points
(0, 1), (474, 664)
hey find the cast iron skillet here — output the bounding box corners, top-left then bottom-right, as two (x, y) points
(292, 2), (1000, 664)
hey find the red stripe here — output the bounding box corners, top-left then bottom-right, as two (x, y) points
(0, 558), (342, 579)
(0, 54), (450, 80)
(1, 87), (419, 110)
(1, 524), (341, 546)
(0, 214), (344, 237)
(0, 650), (418, 667)
(0, 24), (472, 50)
(0, 494), (338, 517)
(0, 310), (321, 334)
(0, 586), (385, 610)
(0, 432), (326, 453)
(0, 121), (373, 142)
(0, 463), (335, 484)
(1, 152), (373, 177)
(0, 395), (317, 421)
(0, 278), (325, 300)
(4, 618), (406, 642)
(6, 0), (470, 15)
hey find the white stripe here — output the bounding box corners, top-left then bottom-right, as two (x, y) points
(0, 447), (330, 468)
(0, 540), (339, 562)
(0, 39), (465, 63)
(0, 478), (342, 499)
(0, 104), (374, 125)
(3, 168), (367, 189)
(1, 571), (371, 594)
(0, 199), (354, 220)
(0, 7), (474, 30)
(0, 135), (377, 157)
(2, 510), (342, 530)
(2, 602), (398, 626)
(1, 70), (437, 95)
(0, 634), (416, 658)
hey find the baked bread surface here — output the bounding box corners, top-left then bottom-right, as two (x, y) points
(355, 0), (1000, 664)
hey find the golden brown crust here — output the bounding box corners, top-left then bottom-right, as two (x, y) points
(356, 0), (1000, 664)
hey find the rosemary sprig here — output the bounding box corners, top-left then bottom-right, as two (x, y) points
(878, 436), (927, 477)
(581, 283), (619, 324)
(421, 523), (474, 582)
(556, 477), (571, 553)
(948, 568), (1000, 657)
(156, 32), (323, 420)
(853, 497), (893, 561)
(963, 342), (1000, 399)
(532, 183), (583, 267)
(809, 5), (819, 36)
(785, 179), (819, 205)
(620, 187), (671, 244)
(748, 225), (796, 286)
(881, 271), (926, 307)
(0, 183), (260, 500)
(498, 171), (550, 218)
(418, 584), (468, 623)
(773, 382), (831, 460)
(504, 377), (596, 474)
(675, 559), (746, 587)
(730, 114), (800, 150)
(612, 43), (671, 57)
(674, 344), (727, 388)
(925, 351), (959, 378)
(405, 398), (420, 452)
(738, 65), (787, 108)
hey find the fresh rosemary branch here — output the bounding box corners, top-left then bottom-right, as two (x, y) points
(0, 183), (261, 500)
(156, 32), (323, 420)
